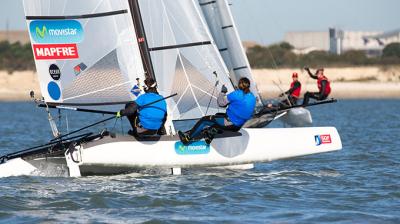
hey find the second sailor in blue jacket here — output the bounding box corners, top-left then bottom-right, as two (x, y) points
(178, 77), (256, 145)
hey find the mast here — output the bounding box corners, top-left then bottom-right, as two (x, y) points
(128, 0), (156, 80)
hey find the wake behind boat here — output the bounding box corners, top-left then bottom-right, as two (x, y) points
(0, 0), (342, 178)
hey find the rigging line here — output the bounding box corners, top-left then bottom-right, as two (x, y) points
(160, 1), (204, 116)
(63, 80), (134, 101)
(121, 117), (124, 135)
(165, 3), (219, 74)
(192, 84), (218, 99)
(205, 81), (218, 115)
(273, 80), (292, 107)
(179, 53), (205, 116)
(66, 112), (69, 134)
(171, 86), (190, 116)
(179, 84), (217, 118)
(240, 0), (286, 99)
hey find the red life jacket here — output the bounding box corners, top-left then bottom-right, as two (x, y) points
(290, 81), (301, 98)
(317, 76), (331, 95)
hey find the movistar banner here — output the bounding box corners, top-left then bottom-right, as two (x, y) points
(30, 20), (84, 44)
(175, 141), (210, 155)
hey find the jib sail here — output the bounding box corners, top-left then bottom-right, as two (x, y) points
(137, 0), (235, 120)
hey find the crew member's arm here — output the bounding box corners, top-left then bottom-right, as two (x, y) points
(217, 85), (230, 107)
(285, 82), (301, 95)
(319, 80), (327, 95)
(305, 67), (318, 79)
(119, 101), (138, 117)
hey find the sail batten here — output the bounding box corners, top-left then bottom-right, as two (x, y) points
(26, 9), (128, 20)
(148, 41), (212, 52)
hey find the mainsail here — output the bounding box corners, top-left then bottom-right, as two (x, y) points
(24, 0), (236, 121)
(23, 0), (146, 109)
(197, 0), (261, 102)
(138, 0), (235, 120)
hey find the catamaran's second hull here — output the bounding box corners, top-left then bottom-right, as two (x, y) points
(0, 127), (342, 177)
(280, 108), (313, 127)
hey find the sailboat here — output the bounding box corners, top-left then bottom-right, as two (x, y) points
(197, 0), (335, 127)
(0, 0), (342, 178)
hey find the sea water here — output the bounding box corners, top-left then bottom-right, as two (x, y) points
(0, 100), (399, 223)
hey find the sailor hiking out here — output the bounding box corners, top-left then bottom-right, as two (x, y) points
(178, 77), (256, 145)
(280, 72), (302, 106)
(117, 78), (167, 137)
(302, 67), (331, 106)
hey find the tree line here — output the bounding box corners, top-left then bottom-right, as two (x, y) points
(247, 42), (400, 69)
(0, 40), (400, 74)
(0, 41), (35, 73)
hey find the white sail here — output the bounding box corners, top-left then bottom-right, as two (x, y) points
(138, 0), (235, 120)
(23, 0), (146, 108)
(197, 0), (261, 102)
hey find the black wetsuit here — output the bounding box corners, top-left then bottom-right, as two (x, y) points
(281, 81), (301, 106)
(303, 70), (330, 106)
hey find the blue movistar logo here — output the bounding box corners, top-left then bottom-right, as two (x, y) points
(175, 141), (210, 155)
(30, 20), (84, 44)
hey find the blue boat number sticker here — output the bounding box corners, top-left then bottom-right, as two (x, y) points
(175, 141), (210, 155)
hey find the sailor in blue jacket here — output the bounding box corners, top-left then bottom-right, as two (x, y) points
(178, 77), (256, 145)
(118, 78), (167, 137)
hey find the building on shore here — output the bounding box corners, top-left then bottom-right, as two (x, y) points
(0, 30), (30, 44)
(285, 28), (400, 57)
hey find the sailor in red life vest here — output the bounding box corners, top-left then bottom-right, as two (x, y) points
(280, 72), (302, 106)
(302, 67), (331, 106)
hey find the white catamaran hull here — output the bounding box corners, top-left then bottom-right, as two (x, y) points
(0, 127), (341, 177)
(280, 108), (313, 127)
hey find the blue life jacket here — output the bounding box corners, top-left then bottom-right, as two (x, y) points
(136, 93), (167, 130)
(226, 90), (256, 127)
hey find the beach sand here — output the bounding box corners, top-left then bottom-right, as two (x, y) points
(253, 66), (400, 99)
(0, 71), (40, 101)
(0, 66), (399, 101)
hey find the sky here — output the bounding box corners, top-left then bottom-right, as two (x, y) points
(1, 0), (399, 44)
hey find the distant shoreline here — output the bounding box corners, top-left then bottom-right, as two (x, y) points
(0, 66), (399, 102)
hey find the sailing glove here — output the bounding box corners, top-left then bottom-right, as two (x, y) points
(221, 85), (228, 94)
(116, 111), (122, 118)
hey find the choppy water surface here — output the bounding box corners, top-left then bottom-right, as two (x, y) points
(0, 100), (399, 223)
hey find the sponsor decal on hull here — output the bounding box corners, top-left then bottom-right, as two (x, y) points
(175, 141), (210, 155)
(30, 20), (84, 44)
(315, 134), (332, 146)
(33, 44), (79, 60)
